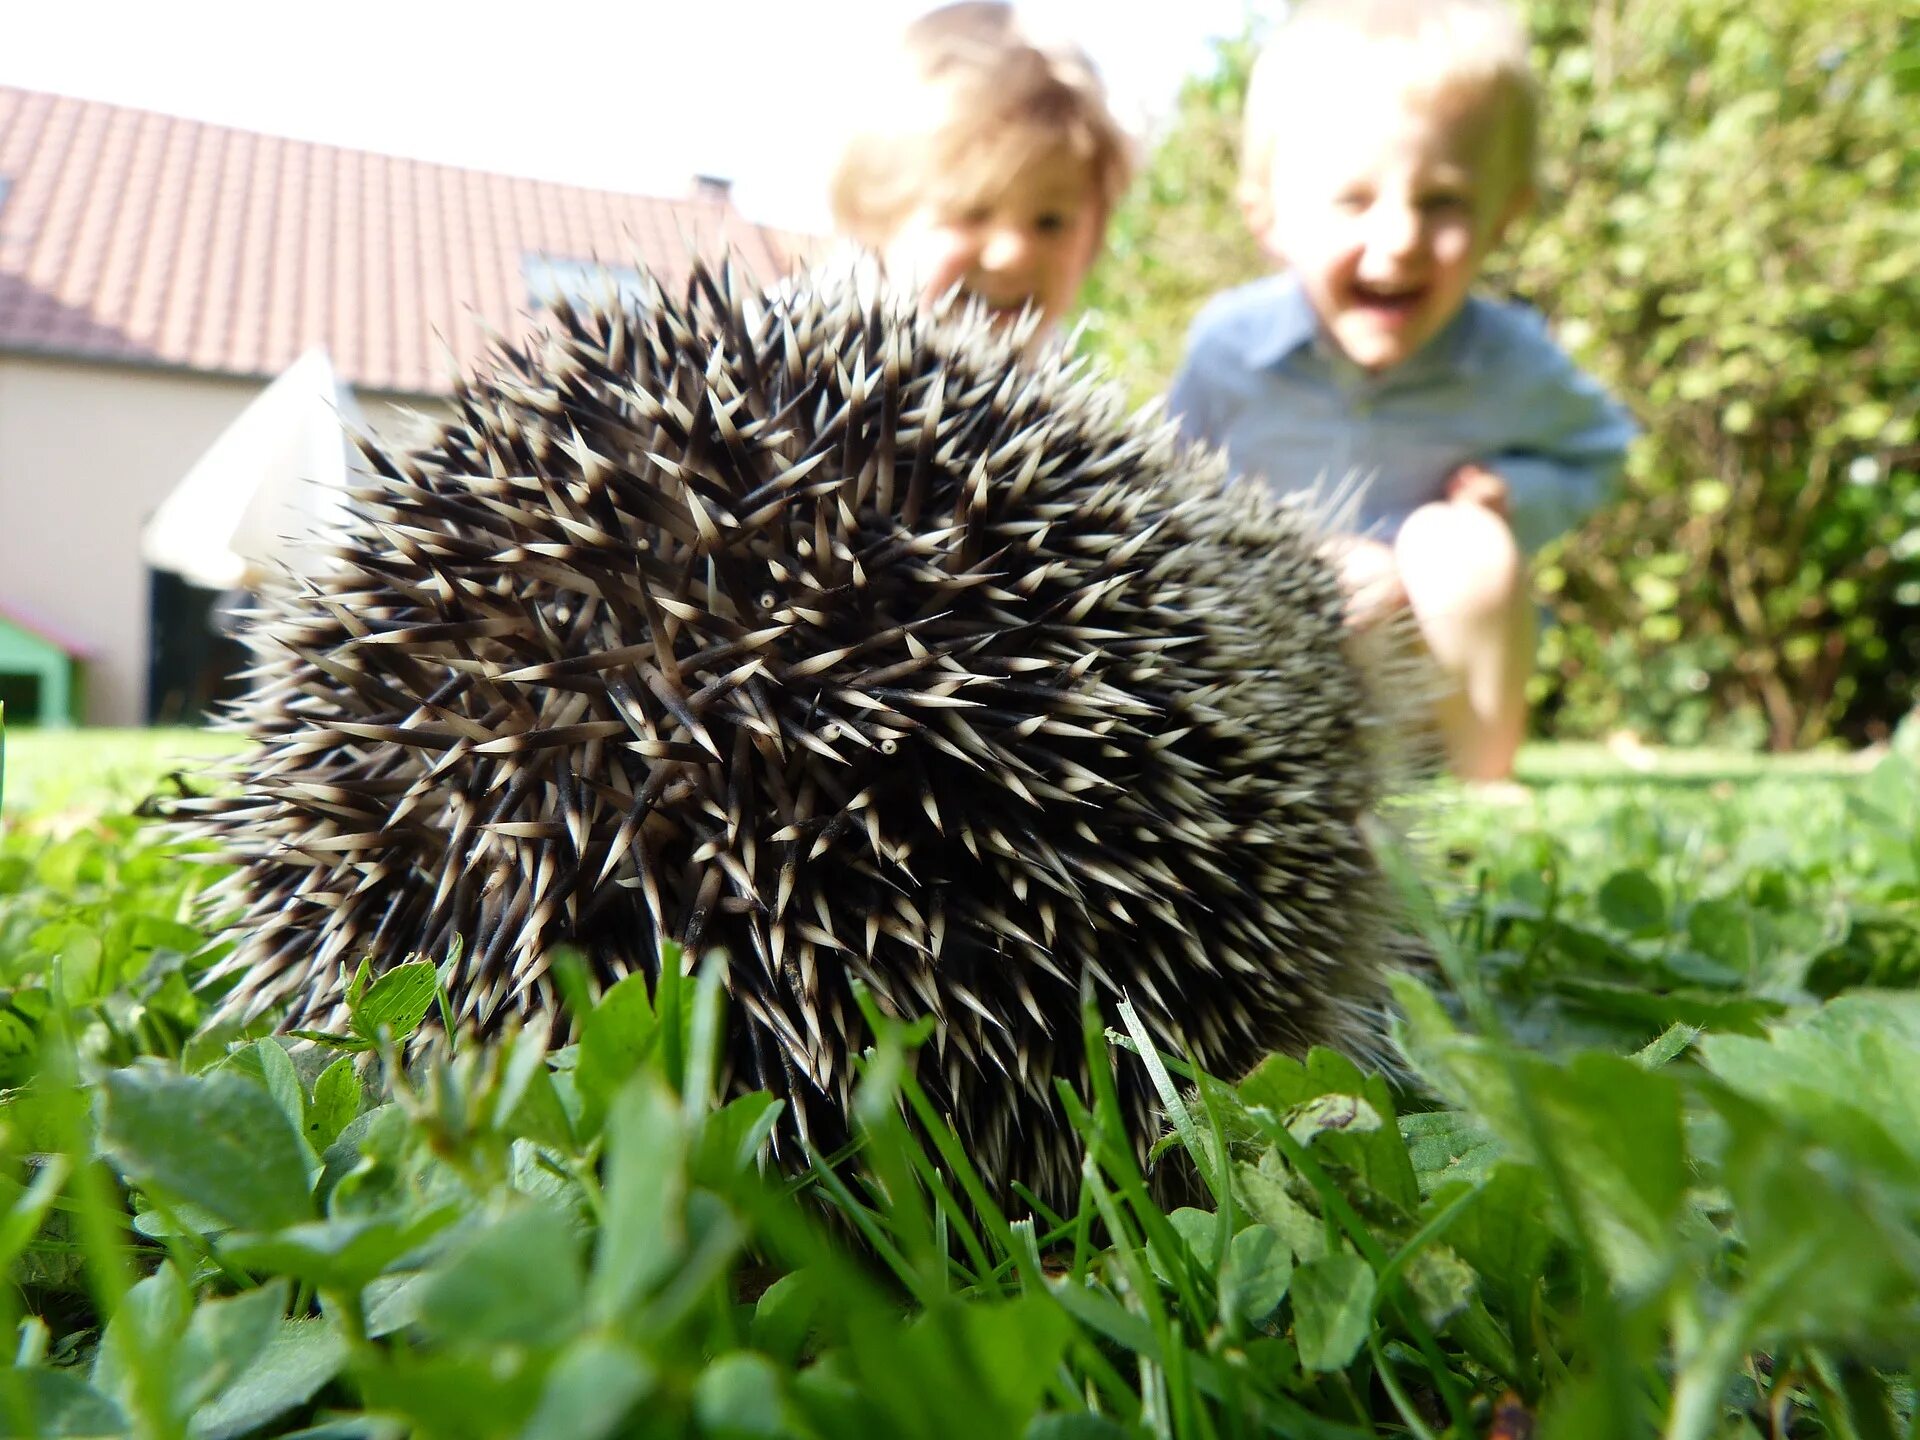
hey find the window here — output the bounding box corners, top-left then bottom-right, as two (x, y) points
(521, 253), (651, 311)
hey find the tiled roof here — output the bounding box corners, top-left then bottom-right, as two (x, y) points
(0, 86), (819, 396)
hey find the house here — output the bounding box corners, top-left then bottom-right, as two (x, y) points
(0, 85), (816, 725)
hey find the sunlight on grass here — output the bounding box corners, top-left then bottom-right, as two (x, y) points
(0, 727), (246, 817)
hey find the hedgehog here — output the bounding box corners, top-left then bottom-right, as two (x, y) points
(181, 259), (1427, 1210)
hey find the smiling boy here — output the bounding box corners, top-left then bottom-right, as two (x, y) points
(1169, 0), (1635, 782)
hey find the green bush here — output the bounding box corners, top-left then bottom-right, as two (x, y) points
(1075, 35), (1268, 397)
(1079, 1), (1920, 750)
(1510, 0), (1920, 749)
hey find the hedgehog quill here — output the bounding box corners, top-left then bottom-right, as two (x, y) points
(183, 261), (1427, 1209)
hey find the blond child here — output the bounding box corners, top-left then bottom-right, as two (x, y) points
(1169, 0), (1636, 782)
(827, 1), (1133, 342)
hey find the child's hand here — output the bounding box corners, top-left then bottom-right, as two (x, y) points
(1444, 463), (1510, 518)
(1324, 535), (1408, 630)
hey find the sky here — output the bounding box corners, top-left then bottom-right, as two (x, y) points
(3, 0), (1261, 233)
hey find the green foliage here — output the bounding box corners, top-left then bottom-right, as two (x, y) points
(1077, 2), (1920, 749)
(1506, 0), (1920, 750)
(0, 730), (1917, 1437)
(0, 809), (224, 1084)
(1075, 34), (1268, 397)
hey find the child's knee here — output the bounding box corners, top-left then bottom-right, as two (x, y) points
(1395, 500), (1524, 622)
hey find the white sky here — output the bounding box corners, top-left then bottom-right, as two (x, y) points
(3, 0), (1263, 233)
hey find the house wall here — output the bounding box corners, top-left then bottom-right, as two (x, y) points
(0, 354), (447, 725)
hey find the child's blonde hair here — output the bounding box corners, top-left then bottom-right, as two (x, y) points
(1240, 0), (1539, 235)
(829, 2), (1134, 247)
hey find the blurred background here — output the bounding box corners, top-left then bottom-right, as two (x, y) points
(0, 0), (1913, 752)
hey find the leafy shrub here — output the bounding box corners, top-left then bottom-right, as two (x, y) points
(1075, 36), (1268, 397)
(1078, 1), (1920, 749)
(1507, 0), (1920, 749)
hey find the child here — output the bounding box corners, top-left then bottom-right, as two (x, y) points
(827, 1), (1134, 343)
(1168, 0), (1636, 782)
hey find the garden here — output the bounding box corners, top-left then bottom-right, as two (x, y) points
(2, 0), (1918, 1436)
(2, 723), (1917, 1439)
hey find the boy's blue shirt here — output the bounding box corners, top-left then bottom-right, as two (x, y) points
(1167, 273), (1637, 554)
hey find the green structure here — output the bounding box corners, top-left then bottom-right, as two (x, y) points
(0, 605), (85, 727)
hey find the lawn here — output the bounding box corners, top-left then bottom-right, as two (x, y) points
(0, 728), (245, 818)
(0, 725), (1916, 1439)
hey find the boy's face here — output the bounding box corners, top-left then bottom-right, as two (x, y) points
(881, 146), (1103, 338)
(1252, 80), (1527, 372)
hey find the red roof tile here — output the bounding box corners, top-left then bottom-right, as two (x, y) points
(0, 86), (819, 396)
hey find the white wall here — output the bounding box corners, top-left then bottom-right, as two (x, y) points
(0, 354), (444, 724)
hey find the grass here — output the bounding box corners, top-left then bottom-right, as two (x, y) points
(0, 727), (244, 817)
(1, 724), (1917, 1439)
(0, 727), (1861, 817)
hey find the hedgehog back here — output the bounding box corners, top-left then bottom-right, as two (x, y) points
(187, 265), (1407, 1207)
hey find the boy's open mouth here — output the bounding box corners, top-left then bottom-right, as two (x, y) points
(1348, 281), (1428, 321)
